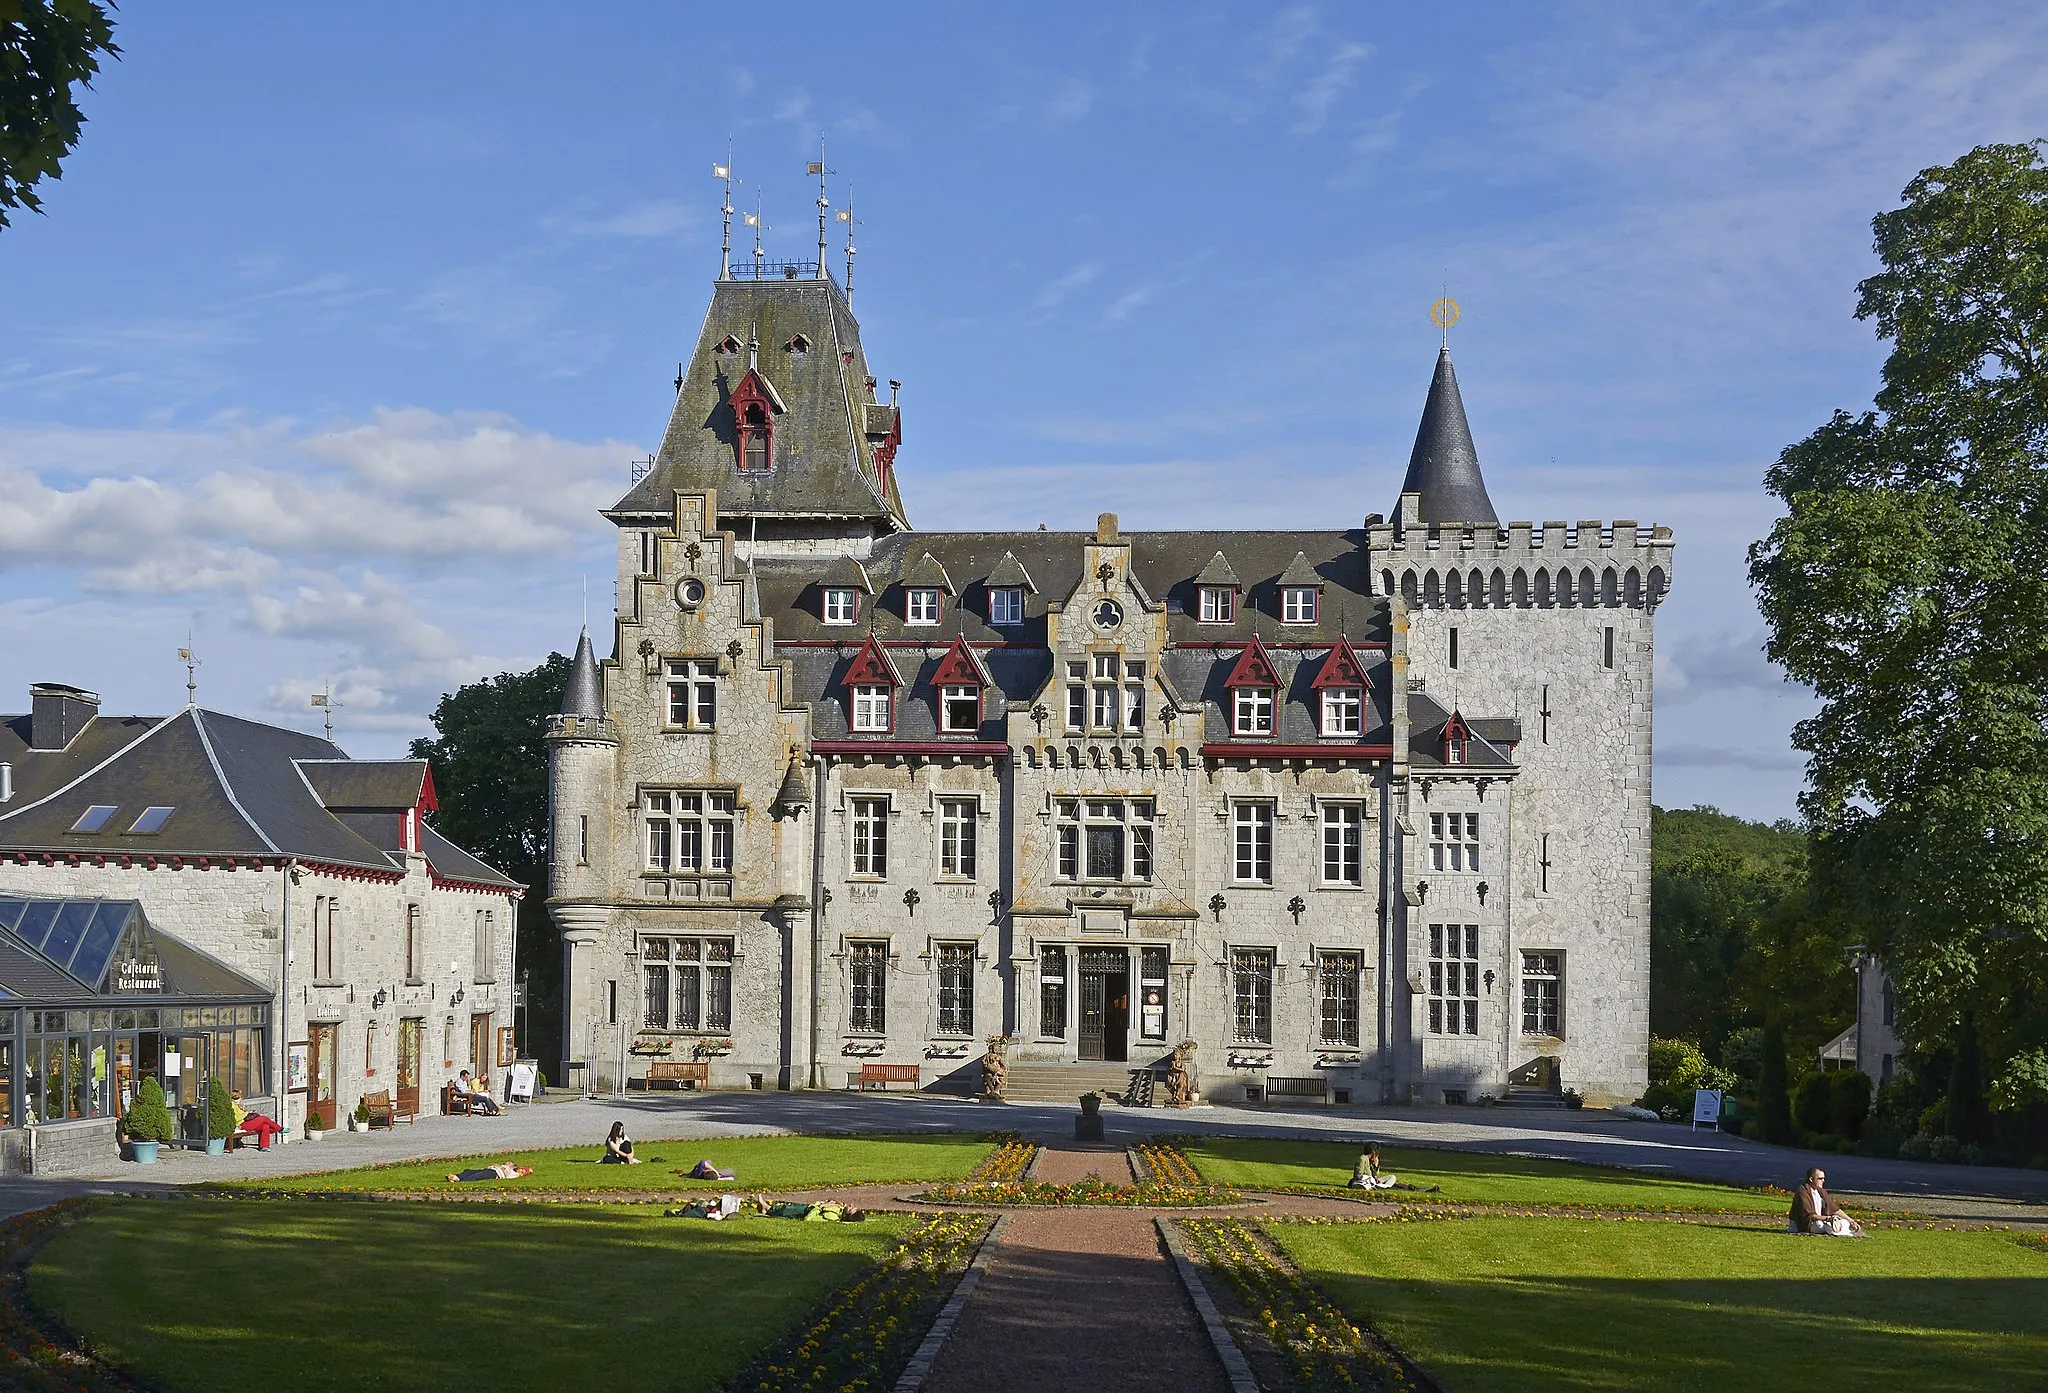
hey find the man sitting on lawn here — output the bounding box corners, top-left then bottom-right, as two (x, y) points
(454, 1069), (502, 1115)
(1350, 1145), (1397, 1190)
(1789, 1167), (1865, 1237)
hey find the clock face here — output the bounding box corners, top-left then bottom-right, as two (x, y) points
(1091, 598), (1124, 630)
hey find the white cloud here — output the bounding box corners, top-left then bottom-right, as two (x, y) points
(542, 200), (696, 240)
(1028, 261), (1103, 320)
(1292, 41), (1371, 136)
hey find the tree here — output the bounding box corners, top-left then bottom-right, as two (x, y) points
(1749, 141), (2048, 1122)
(1, 0), (119, 229)
(1758, 1020), (1794, 1144)
(410, 654), (571, 1078)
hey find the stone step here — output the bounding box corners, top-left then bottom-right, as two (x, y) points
(1500, 1088), (1571, 1110)
(1002, 1063), (1155, 1105)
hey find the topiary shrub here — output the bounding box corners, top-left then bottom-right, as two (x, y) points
(124, 1077), (176, 1145)
(1828, 1070), (1872, 1140)
(207, 1076), (236, 1140)
(1794, 1072), (1834, 1135)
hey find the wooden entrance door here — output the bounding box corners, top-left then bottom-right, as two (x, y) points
(469, 1014), (492, 1084)
(1078, 948), (1129, 1062)
(308, 1023), (337, 1130)
(397, 1018), (422, 1119)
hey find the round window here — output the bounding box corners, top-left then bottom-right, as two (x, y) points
(1091, 598), (1123, 630)
(675, 577), (707, 609)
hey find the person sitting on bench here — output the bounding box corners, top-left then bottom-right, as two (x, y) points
(1349, 1145), (1398, 1190)
(601, 1121), (640, 1164)
(454, 1069), (501, 1115)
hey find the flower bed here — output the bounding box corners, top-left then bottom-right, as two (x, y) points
(917, 1174), (1242, 1207)
(1181, 1216), (1417, 1393)
(0, 1199), (143, 1393)
(1135, 1139), (1203, 1186)
(969, 1132), (1037, 1184)
(731, 1212), (991, 1393)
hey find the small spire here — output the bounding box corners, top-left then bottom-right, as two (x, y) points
(1397, 343), (1499, 526)
(747, 321), (759, 371)
(809, 137), (832, 279)
(560, 628), (603, 718)
(178, 631), (200, 707)
(714, 140), (735, 280)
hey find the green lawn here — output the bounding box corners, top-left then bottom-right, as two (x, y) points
(222, 1131), (996, 1192)
(1186, 1137), (1788, 1212)
(1273, 1216), (2048, 1393)
(31, 1199), (909, 1393)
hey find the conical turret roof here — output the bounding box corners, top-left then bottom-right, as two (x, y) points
(560, 629), (603, 718)
(1397, 349), (1498, 526)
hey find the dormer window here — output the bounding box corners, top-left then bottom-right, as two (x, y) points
(941, 684), (981, 733)
(907, 588), (942, 625)
(739, 402), (771, 471)
(1199, 586), (1235, 623)
(1309, 636), (1372, 741)
(1321, 688), (1362, 737)
(785, 333), (811, 355)
(1444, 712), (1472, 766)
(1233, 687), (1274, 736)
(852, 685), (893, 732)
(823, 588), (859, 624)
(1282, 587), (1318, 624)
(715, 335), (742, 355)
(989, 587), (1024, 626)
(1223, 636), (1282, 738)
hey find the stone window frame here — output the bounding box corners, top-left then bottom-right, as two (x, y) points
(935, 942), (976, 1037)
(641, 788), (739, 881)
(1231, 946), (1275, 1044)
(847, 940), (889, 1034)
(1231, 800), (1274, 885)
(1319, 802), (1365, 887)
(1038, 943), (1068, 1039)
(641, 935), (735, 1034)
(1317, 950), (1362, 1046)
(1427, 923), (1480, 1036)
(938, 797), (979, 880)
(1053, 796), (1155, 885)
(848, 793), (892, 879)
(1520, 949), (1563, 1038)
(663, 658), (719, 731)
(1428, 810), (1481, 873)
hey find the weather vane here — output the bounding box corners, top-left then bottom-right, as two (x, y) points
(836, 187), (860, 304)
(744, 194), (767, 273)
(310, 684), (343, 742)
(713, 139), (736, 280)
(177, 634), (200, 707)
(807, 138), (834, 279)
(1431, 282), (1460, 349)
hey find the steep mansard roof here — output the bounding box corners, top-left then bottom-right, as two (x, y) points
(608, 276), (905, 530)
(0, 707), (520, 887)
(1398, 349), (1499, 526)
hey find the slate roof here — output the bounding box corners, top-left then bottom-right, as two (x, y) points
(561, 629), (603, 718)
(1398, 349), (1499, 526)
(0, 893), (269, 1000)
(0, 705), (520, 888)
(1406, 692), (1521, 770)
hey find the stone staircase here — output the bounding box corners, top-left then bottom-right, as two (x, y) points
(1002, 1061), (1159, 1106)
(1501, 1086), (1572, 1110)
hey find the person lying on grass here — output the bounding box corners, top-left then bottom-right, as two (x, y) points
(1350, 1145), (1398, 1190)
(1788, 1167), (1866, 1237)
(601, 1121), (641, 1165)
(446, 1164), (534, 1183)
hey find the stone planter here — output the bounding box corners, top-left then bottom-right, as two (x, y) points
(304, 1127), (325, 1142)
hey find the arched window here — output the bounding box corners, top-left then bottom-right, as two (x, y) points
(1535, 569), (1551, 606)
(1625, 568), (1642, 607)
(1581, 568), (1598, 607)
(1648, 567), (1667, 608)
(1513, 568), (1529, 607)
(1424, 572), (1441, 607)
(741, 403), (770, 471)
(1602, 568), (1619, 607)
(1446, 570), (1464, 607)
(1489, 569), (1507, 607)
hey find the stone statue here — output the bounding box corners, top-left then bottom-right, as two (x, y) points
(1165, 1040), (1197, 1108)
(979, 1038), (1008, 1102)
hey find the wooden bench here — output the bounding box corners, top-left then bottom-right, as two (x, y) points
(644, 1061), (711, 1091)
(442, 1080), (500, 1115)
(362, 1088), (415, 1128)
(857, 1063), (920, 1092)
(1261, 1076), (1330, 1104)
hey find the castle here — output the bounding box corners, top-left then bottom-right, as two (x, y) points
(546, 257), (1672, 1107)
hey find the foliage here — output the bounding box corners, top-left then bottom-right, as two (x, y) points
(28, 1199), (905, 1393)
(1829, 1070), (1873, 1140)
(352, 1097), (370, 1125)
(0, 0), (118, 229)
(205, 1077), (235, 1142)
(1748, 140), (2048, 1145)
(121, 1077), (173, 1145)
(1184, 1217), (1414, 1393)
(1274, 1214), (2048, 1393)
(1757, 1021), (1794, 1144)
(1946, 1011), (1990, 1145)
(217, 1132), (995, 1193)
(409, 653), (571, 1073)
(917, 1174), (1241, 1207)
(1640, 1037), (1739, 1119)
(1794, 1072), (1834, 1136)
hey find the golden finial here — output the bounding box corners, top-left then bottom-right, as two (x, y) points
(1430, 295), (1460, 349)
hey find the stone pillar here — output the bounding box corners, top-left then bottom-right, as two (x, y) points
(552, 904), (612, 1085)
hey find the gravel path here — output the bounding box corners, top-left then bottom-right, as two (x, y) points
(1030, 1142), (1134, 1186)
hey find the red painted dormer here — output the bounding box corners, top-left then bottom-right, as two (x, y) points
(1224, 635), (1282, 737)
(1223, 635), (1281, 690)
(730, 368), (783, 473)
(1307, 636), (1372, 692)
(1443, 711), (1471, 766)
(843, 634), (902, 734)
(404, 765), (440, 854)
(931, 637), (992, 734)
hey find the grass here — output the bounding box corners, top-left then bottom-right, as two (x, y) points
(1185, 1136), (1790, 1212)
(29, 1199), (911, 1393)
(1273, 1215), (2048, 1393)
(219, 1131), (997, 1192)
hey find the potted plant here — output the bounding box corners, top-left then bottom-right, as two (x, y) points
(351, 1098), (371, 1133)
(204, 1077), (236, 1156)
(1079, 1091), (1103, 1118)
(124, 1077), (176, 1163)
(304, 1109), (327, 1141)
(1563, 1088), (1585, 1110)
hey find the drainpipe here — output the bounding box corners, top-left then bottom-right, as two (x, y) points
(807, 753), (830, 1088)
(508, 893), (520, 1058)
(279, 856), (297, 1131)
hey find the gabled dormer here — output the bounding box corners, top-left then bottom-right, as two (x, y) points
(1194, 552), (1241, 623)
(931, 637), (993, 734)
(1309, 636), (1371, 738)
(728, 360), (787, 474)
(986, 550), (1037, 627)
(902, 552), (956, 627)
(1223, 635), (1281, 737)
(1276, 551), (1323, 625)
(842, 634), (902, 733)
(1442, 710), (1471, 766)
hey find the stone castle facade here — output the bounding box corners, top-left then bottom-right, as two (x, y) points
(548, 267), (1673, 1106)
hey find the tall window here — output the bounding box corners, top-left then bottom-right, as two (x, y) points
(941, 684), (981, 733)
(852, 684), (893, 732)
(1233, 802), (1273, 883)
(1139, 945), (1170, 1041)
(1199, 586), (1235, 622)
(851, 797), (889, 876)
(1321, 686), (1361, 737)
(823, 587), (858, 624)
(1232, 948), (1274, 1043)
(1521, 951), (1562, 1037)
(665, 660), (718, 729)
(849, 941), (888, 1033)
(1124, 660), (1146, 731)
(940, 799), (977, 878)
(1428, 924), (1479, 1035)
(473, 909), (496, 982)
(641, 937), (733, 1032)
(577, 815), (589, 865)
(1321, 803), (1363, 886)
(1065, 661), (1086, 731)
(1448, 626), (1460, 669)
(740, 403), (771, 471)
(1057, 798), (1153, 882)
(907, 588), (941, 625)
(1603, 626), (1616, 669)
(1090, 653), (1120, 730)
(312, 895), (339, 982)
(1429, 812), (1480, 872)
(644, 791), (735, 874)
(1039, 944), (1067, 1037)
(403, 904), (422, 983)
(1233, 685), (1274, 736)
(1318, 951), (1361, 1046)
(989, 587), (1024, 625)
(937, 943), (975, 1036)
(1282, 587), (1317, 624)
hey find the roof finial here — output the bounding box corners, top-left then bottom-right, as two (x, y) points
(745, 193), (767, 274)
(310, 683), (342, 741)
(1430, 282), (1460, 352)
(747, 321), (759, 370)
(836, 185), (859, 305)
(714, 139), (736, 280)
(177, 630), (200, 707)
(807, 137), (832, 280)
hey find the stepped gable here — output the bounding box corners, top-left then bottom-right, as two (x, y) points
(1398, 348), (1499, 526)
(608, 275), (906, 532)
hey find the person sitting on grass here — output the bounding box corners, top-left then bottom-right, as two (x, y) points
(447, 1163), (534, 1183)
(454, 1069), (502, 1116)
(1349, 1145), (1398, 1190)
(1789, 1166), (1865, 1237)
(601, 1121), (640, 1165)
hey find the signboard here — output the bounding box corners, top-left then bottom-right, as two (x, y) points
(113, 958), (162, 993)
(497, 1026), (516, 1068)
(1692, 1088), (1723, 1131)
(508, 1060), (538, 1102)
(287, 1041), (310, 1093)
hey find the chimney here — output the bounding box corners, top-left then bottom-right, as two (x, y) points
(29, 683), (100, 751)
(1096, 512), (1119, 544)
(0, 763), (12, 804)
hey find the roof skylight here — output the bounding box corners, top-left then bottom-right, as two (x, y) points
(128, 806), (175, 835)
(69, 805), (118, 833)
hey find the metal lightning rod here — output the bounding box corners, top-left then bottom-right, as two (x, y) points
(713, 140), (735, 280)
(836, 188), (859, 306)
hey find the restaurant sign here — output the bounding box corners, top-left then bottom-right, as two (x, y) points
(114, 957), (163, 992)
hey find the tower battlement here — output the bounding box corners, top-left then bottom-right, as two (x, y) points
(1369, 500), (1674, 608)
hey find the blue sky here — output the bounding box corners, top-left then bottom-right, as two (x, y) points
(4, 3), (2046, 821)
